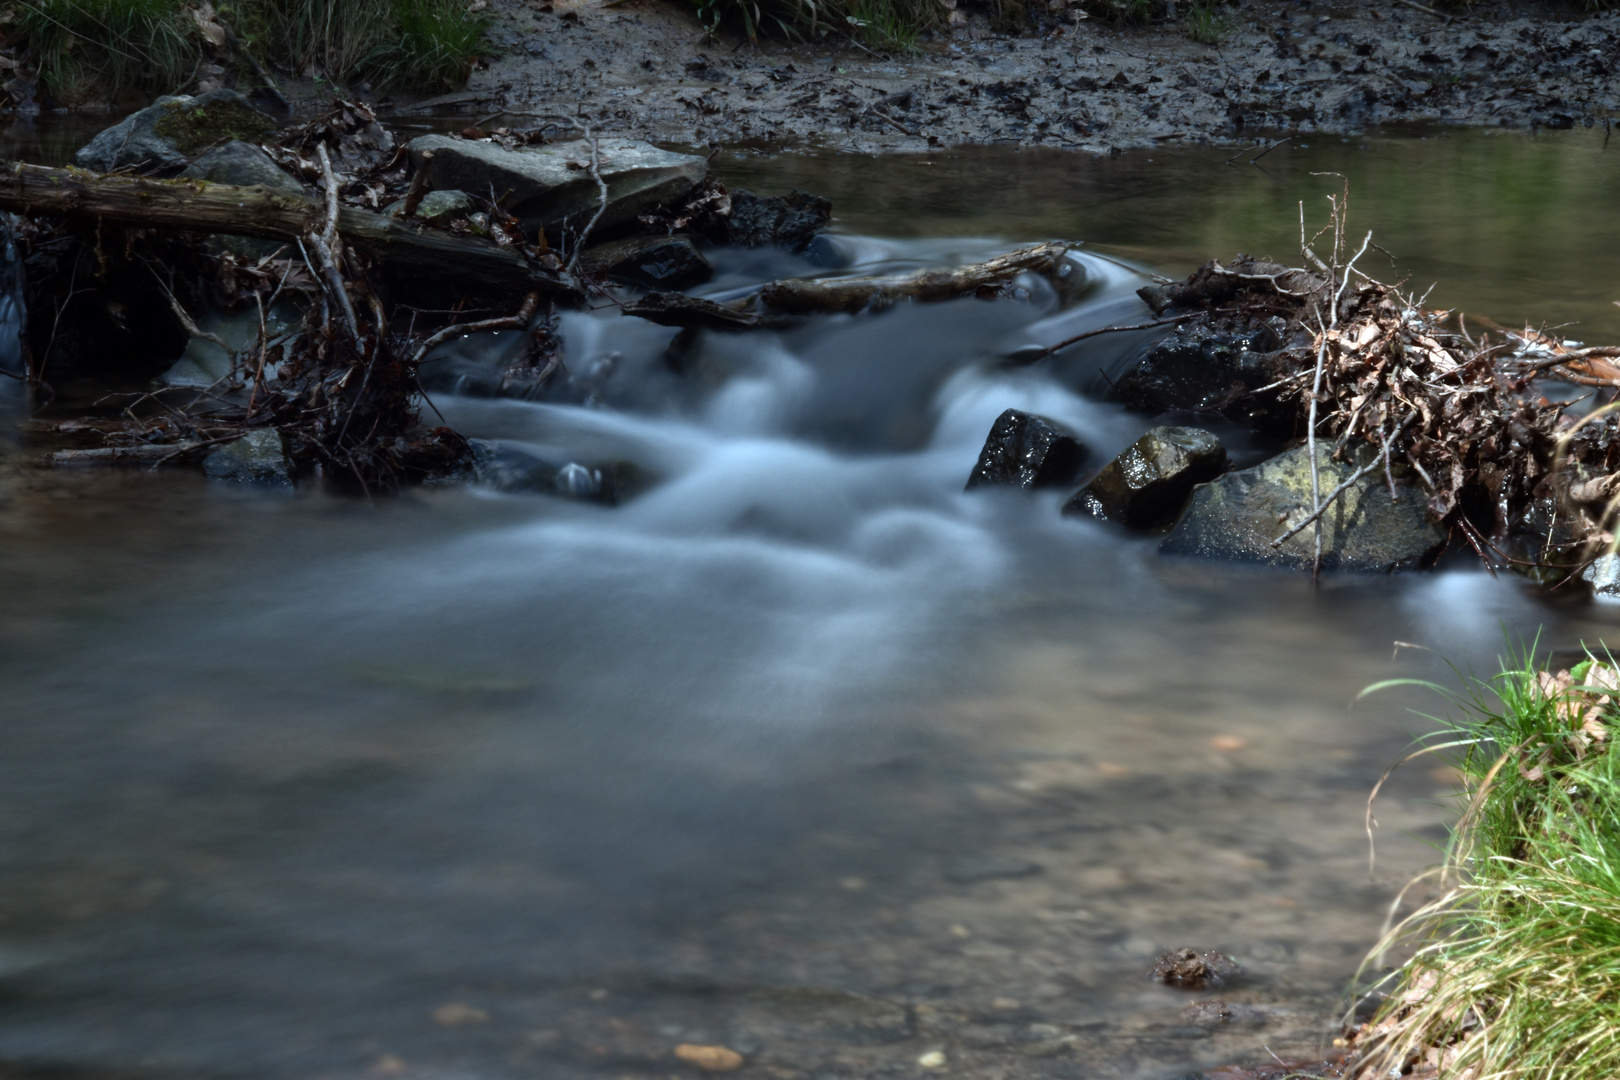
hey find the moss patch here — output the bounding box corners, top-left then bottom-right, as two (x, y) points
(150, 98), (277, 158)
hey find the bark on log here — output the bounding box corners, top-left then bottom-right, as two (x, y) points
(621, 291), (788, 331)
(758, 241), (1073, 314)
(0, 161), (582, 306)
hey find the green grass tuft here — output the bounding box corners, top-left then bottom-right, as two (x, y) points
(1357, 642), (1620, 1079)
(15, 0), (198, 103)
(1180, 0), (1229, 44)
(8, 0), (489, 101)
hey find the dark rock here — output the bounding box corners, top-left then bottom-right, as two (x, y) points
(1181, 1001), (1268, 1029)
(1064, 426), (1226, 529)
(381, 189), (476, 225)
(735, 987), (912, 1046)
(1151, 948), (1241, 989)
(1111, 321), (1287, 418)
(944, 855), (1043, 884)
(181, 140), (305, 194)
(407, 135), (707, 236)
(468, 440), (651, 504)
(0, 218), (26, 381)
(202, 430), (290, 484)
(577, 234), (712, 289)
(965, 409), (1088, 492)
(75, 90), (277, 174)
(723, 189), (831, 252)
(1159, 444), (1446, 572)
(1582, 553), (1620, 602)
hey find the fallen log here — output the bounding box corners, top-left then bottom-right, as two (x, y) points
(0, 161), (582, 306)
(758, 241), (1073, 314)
(621, 291), (789, 332)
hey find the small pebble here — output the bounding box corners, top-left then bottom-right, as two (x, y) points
(432, 1002), (489, 1026)
(674, 1043), (745, 1071)
(918, 1049), (947, 1069)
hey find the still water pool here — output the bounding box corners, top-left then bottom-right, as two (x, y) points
(0, 126), (1617, 1080)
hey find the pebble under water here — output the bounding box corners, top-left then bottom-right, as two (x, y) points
(2, 127), (1619, 1080)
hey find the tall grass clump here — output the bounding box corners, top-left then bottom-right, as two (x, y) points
(8, 0), (487, 100)
(1355, 644), (1620, 1079)
(688, 0), (940, 47)
(236, 0), (486, 89)
(15, 0), (198, 102)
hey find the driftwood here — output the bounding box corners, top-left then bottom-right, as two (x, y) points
(621, 292), (789, 332)
(0, 161), (582, 306)
(623, 242), (1076, 331)
(758, 241), (1072, 314)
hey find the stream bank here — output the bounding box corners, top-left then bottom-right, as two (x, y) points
(442, 0), (1620, 151)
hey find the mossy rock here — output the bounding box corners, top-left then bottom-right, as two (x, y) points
(151, 91), (277, 158)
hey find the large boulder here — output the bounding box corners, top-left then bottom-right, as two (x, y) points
(406, 135), (707, 236)
(576, 234), (712, 289)
(965, 409), (1088, 492)
(1159, 444), (1446, 572)
(723, 189), (831, 252)
(75, 90), (277, 174)
(1110, 321), (1285, 417)
(1064, 426), (1225, 528)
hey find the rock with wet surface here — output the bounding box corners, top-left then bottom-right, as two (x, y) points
(75, 90), (277, 174)
(1151, 948), (1241, 988)
(406, 135), (707, 235)
(965, 409), (1088, 492)
(202, 430), (290, 484)
(1583, 553), (1620, 602)
(1064, 426), (1225, 529)
(577, 234), (712, 289)
(1110, 321), (1286, 419)
(1159, 444), (1445, 573)
(722, 189), (832, 252)
(468, 441), (649, 505)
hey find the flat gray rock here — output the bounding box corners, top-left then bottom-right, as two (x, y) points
(407, 135), (706, 236)
(1160, 443), (1445, 572)
(181, 141), (305, 196)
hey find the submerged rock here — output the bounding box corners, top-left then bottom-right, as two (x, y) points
(468, 440), (651, 504)
(1064, 426), (1225, 529)
(406, 135), (707, 236)
(203, 429), (290, 484)
(944, 855), (1042, 883)
(1159, 444), (1445, 572)
(965, 409), (1088, 492)
(75, 90), (277, 174)
(577, 234), (712, 289)
(1151, 948), (1241, 989)
(1110, 321), (1286, 419)
(723, 189), (832, 252)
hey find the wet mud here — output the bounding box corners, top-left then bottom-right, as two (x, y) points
(418, 0), (1620, 151)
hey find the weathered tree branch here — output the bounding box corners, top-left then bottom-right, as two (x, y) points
(0, 161), (583, 306)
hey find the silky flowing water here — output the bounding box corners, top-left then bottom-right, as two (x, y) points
(1, 126), (1617, 1080)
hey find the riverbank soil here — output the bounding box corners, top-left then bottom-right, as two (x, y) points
(442, 0), (1620, 151)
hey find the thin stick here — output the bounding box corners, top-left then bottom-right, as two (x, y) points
(1007, 313), (1204, 363)
(408, 293), (542, 367)
(1307, 318), (1329, 574)
(566, 122), (610, 275)
(1272, 409), (1420, 547)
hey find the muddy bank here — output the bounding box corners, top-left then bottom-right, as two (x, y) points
(422, 0), (1620, 151)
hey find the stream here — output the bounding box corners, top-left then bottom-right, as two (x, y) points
(1, 125), (1618, 1080)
